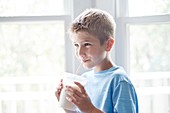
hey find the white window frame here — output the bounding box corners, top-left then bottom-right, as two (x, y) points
(114, 0), (170, 74)
(0, 15), (72, 113)
(0, 1), (73, 112)
(114, 0), (170, 112)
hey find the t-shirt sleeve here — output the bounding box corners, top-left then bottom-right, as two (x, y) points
(112, 81), (138, 113)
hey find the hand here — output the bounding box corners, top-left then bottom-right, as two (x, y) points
(55, 79), (63, 101)
(65, 82), (95, 113)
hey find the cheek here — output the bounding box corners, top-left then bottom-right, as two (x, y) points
(92, 49), (106, 60)
(90, 50), (101, 58)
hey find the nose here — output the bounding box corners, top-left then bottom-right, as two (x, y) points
(76, 46), (85, 58)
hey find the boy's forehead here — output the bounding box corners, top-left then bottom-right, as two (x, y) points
(71, 32), (100, 42)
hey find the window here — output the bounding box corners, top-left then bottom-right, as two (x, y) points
(0, 0), (65, 16)
(115, 0), (170, 113)
(0, 0), (72, 113)
(128, 0), (170, 17)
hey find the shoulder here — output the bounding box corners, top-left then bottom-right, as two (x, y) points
(110, 66), (130, 82)
(82, 66), (132, 84)
(108, 66), (136, 90)
(111, 67), (138, 100)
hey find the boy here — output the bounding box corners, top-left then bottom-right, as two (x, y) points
(55, 8), (138, 113)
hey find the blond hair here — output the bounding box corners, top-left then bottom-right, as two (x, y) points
(69, 8), (116, 45)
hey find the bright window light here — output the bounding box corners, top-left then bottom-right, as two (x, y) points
(128, 0), (170, 16)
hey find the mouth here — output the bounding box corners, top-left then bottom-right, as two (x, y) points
(81, 59), (90, 63)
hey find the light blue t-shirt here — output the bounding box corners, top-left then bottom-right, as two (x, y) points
(79, 66), (138, 113)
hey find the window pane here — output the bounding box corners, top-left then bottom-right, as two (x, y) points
(128, 0), (170, 16)
(129, 24), (170, 72)
(129, 24), (170, 113)
(0, 21), (65, 112)
(0, 21), (65, 77)
(0, 0), (65, 16)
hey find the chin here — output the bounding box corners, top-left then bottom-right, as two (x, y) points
(83, 63), (94, 69)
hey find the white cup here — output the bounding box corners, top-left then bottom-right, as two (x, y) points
(58, 72), (87, 111)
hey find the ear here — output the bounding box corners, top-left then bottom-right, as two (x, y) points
(106, 38), (114, 51)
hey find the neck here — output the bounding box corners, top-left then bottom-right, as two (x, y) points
(93, 56), (115, 72)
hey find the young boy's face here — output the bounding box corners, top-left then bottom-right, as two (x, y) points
(71, 31), (108, 70)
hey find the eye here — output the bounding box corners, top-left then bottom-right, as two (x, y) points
(84, 43), (92, 47)
(74, 43), (79, 47)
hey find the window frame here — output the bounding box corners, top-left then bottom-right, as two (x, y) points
(115, 0), (170, 74)
(115, 0), (170, 112)
(0, 15), (72, 113)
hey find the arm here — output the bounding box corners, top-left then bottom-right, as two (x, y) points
(89, 108), (105, 113)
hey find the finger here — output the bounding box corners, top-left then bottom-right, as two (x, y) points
(55, 90), (58, 96)
(59, 79), (63, 86)
(66, 91), (76, 102)
(57, 85), (63, 90)
(66, 85), (83, 98)
(66, 90), (81, 105)
(55, 79), (64, 100)
(74, 82), (86, 94)
(57, 79), (63, 90)
(65, 87), (79, 101)
(60, 79), (63, 83)
(55, 90), (60, 101)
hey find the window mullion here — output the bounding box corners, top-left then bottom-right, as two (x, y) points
(124, 14), (170, 24)
(0, 15), (71, 22)
(116, 0), (129, 17)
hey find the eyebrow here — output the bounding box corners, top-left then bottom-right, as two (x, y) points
(74, 39), (93, 43)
